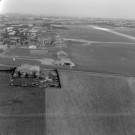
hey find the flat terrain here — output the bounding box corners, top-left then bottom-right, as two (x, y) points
(0, 57), (40, 66)
(0, 73), (45, 135)
(1, 70), (135, 135)
(67, 41), (135, 76)
(60, 26), (135, 42)
(115, 27), (135, 37)
(5, 48), (30, 57)
(45, 71), (135, 135)
(1, 24), (135, 135)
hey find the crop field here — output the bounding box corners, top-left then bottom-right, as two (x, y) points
(1, 68), (135, 135)
(60, 25), (135, 42)
(6, 48), (30, 57)
(0, 72), (45, 135)
(45, 70), (135, 135)
(67, 42), (135, 76)
(0, 57), (40, 66)
(5, 47), (57, 59)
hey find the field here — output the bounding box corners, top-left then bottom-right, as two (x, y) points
(114, 27), (135, 37)
(0, 57), (40, 66)
(1, 67), (135, 134)
(1, 70), (135, 135)
(0, 72), (45, 135)
(60, 25), (135, 42)
(5, 47), (58, 59)
(1, 22), (135, 135)
(5, 48), (30, 57)
(67, 41), (135, 76)
(45, 70), (135, 135)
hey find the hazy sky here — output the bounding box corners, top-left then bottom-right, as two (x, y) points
(0, 0), (135, 19)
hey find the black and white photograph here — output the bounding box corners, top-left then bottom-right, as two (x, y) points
(0, 0), (135, 135)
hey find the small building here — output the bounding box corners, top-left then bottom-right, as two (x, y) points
(6, 27), (13, 32)
(60, 58), (75, 67)
(29, 28), (39, 34)
(29, 45), (37, 49)
(9, 36), (21, 43)
(57, 51), (68, 59)
(55, 58), (75, 67)
(9, 31), (16, 36)
(0, 44), (8, 51)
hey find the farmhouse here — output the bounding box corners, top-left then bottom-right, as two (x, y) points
(9, 36), (21, 44)
(29, 45), (37, 49)
(61, 58), (75, 66)
(55, 58), (75, 67)
(6, 27), (13, 32)
(9, 31), (16, 36)
(57, 50), (68, 59)
(0, 44), (8, 52)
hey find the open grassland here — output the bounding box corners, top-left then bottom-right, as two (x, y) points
(67, 42), (135, 76)
(0, 73), (45, 135)
(115, 28), (135, 37)
(60, 26), (135, 42)
(45, 70), (135, 135)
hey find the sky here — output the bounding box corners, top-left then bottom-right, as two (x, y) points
(0, 0), (135, 19)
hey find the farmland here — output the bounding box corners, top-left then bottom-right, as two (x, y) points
(1, 14), (135, 135)
(1, 70), (135, 135)
(45, 70), (135, 135)
(0, 57), (40, 66)
(0, 72), (45, 135)
(5, 47), (57, 59)
(5, 48), (30, 57)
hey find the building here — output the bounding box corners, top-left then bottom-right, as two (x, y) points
(15, 64), (40, 76)
(9, 31), (16, 36)
(6, 27), (13, 32)
(9, 36), (21, 44)
(0, 44), (8, 52)
(29, 45), (37, 49)
(57, 50), (68, 59)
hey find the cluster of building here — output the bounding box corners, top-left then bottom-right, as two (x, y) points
(0, 15), (75, 68)
(0, 22), (62, 47)
(10, 64), (61, 88)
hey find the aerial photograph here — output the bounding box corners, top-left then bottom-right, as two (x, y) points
(1, 0), (135, 134)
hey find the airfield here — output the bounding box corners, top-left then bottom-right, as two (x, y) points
(1, 24), (135, 135)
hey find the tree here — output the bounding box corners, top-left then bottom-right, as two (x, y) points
(25, 73), (28, 78)
(18, 71), (21, 78)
